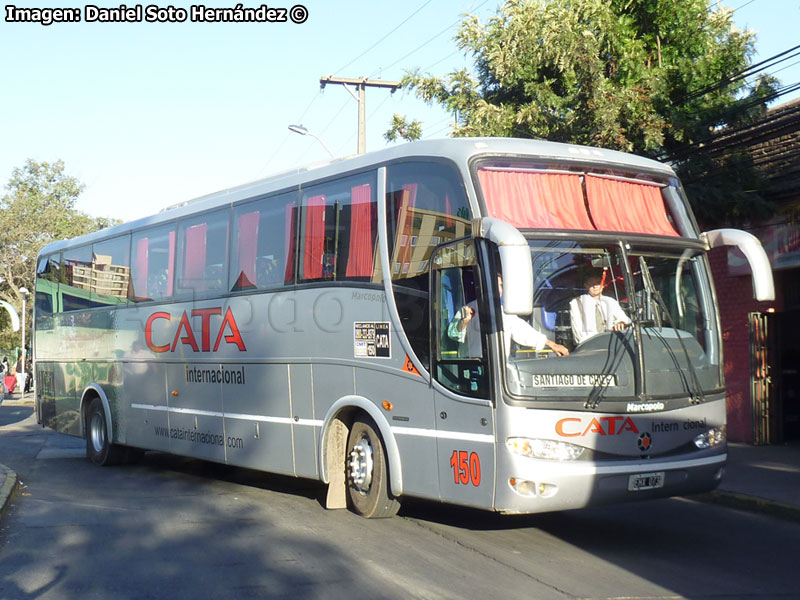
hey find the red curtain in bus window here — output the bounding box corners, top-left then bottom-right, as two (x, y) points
(284, 203), (297, 283)
(235, 211), (259, 289)
(134, 238), (148, 298)
(303, 195), (326, 280)
(184, 224), (208, 286)
(346, 184), (374, 278)
(585, 175), (679, 237)
(477, 169), (594, 230)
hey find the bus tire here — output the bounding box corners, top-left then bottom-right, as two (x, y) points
(85, 397), (125, 466)
(346, 417), (400, 518)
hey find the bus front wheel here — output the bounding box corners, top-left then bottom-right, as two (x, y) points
(86, 397), (126, 466)
(346, 418), (400, 518)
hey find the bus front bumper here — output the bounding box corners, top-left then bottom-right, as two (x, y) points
(494, 451), (726, 514)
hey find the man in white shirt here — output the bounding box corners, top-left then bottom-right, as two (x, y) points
(448, 275), (569, 358)
(570, 270), (630, 345)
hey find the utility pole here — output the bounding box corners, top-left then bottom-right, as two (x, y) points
(319, 75), (401, 155)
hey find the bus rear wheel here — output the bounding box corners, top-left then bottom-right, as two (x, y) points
(346, 418), (400, 518)
(86, 397), (126, 466)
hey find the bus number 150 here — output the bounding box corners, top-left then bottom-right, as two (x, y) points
(450, 450), (481, 486)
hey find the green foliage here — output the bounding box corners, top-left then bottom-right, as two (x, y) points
(384, 114), (423, 143)
(0, 159), (119, 350)
(391, 0), (779, 226)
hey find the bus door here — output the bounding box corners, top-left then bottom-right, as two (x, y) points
(431, 240), (495, 509)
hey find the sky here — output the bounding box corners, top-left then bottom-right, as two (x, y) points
(1, 0), (799, 224)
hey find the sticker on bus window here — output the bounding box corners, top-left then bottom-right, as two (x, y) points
(531, 373), (617, 387)
(354, 322), (391, 359)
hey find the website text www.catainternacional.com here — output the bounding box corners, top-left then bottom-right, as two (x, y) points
(154, 426), (243, 449)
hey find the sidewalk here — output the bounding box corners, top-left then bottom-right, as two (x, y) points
(0, 462), (17, 521)
(698, 441), (800, 522)
(0, 396), (798, 521)
(0, 392), (29, 520)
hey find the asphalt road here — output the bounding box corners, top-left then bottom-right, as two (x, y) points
(1, 411), (798, 600)
(0, 404), (33, 428)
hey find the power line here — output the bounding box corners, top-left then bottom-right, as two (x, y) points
(370, 0), (491, 77)
(294, 92), (322, 125)
(373, 21), (461, 76)
(422, 123), (454, 139)
(729, 0), (757, 14)
(334, 0), (434, 75)
(666, 80), (800, 163)
(673, 44), (800, 107)
(675, 82), (800, 159)
(308, 2), (490, 157)
(315, 97), (352, 139)
(769, 58), (800, 77)
(423, 50), (462, 73)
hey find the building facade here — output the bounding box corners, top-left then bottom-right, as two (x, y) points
(708, 99), (800, 444)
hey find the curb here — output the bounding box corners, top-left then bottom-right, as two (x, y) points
(0, 463), (19, 521)
(693, 490), (800, 524)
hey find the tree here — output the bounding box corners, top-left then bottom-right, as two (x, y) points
(0, 160), (117, 352)
(383, 114), (423, 143)
(388, 0), (779, 226)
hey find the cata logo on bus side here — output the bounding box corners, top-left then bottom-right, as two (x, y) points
(145, 307), (246, 353)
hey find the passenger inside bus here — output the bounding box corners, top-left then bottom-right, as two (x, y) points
(447, 275), (569, 358)
(569, 269), (630, 344)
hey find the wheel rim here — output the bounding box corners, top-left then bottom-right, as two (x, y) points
(89, 412), (106, 453)
(348, 434), (374, 493)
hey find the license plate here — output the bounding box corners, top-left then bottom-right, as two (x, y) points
(628, 471), (665, 491)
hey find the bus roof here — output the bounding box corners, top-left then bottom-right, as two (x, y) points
(38, 137), (677, 257)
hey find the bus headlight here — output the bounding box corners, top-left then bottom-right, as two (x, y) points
(506, 437), (585, 461)
(694, 425), (727, 449)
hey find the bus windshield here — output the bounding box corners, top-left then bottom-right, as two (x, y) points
(503, 240), (722, 405)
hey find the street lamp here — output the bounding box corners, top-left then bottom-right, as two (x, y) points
(19, 287), (28, 398)
(288, 124), (336, 159)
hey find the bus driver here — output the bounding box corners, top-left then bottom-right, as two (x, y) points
(569, 269), (630, 344)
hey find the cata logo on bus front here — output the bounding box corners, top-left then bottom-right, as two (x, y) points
(144, 307), (246, 353)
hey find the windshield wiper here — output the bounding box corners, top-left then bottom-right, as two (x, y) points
(584, 328), (635, 409)
(639, 257), (705, 404)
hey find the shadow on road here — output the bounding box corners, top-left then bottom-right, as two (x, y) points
(0, 404), (34, 428)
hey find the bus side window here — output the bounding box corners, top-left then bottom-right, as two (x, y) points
(432, 241), (489, 398)
(130, 224), (176, 303)
(34, 291), (54, 330)
(61, 245), (103, 312)
(230, 191), (299, 291)
(297, 173), (378, 283)
(439, 267), (484, 359)
(386, 161), (473, 370)
(175, 208), (229, 297)
(37, 254), (61, 284)
(91, 235), (130, 307)
(35, 254), (59, 328)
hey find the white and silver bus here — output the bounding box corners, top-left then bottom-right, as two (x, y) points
(34, 138), (773, 518)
